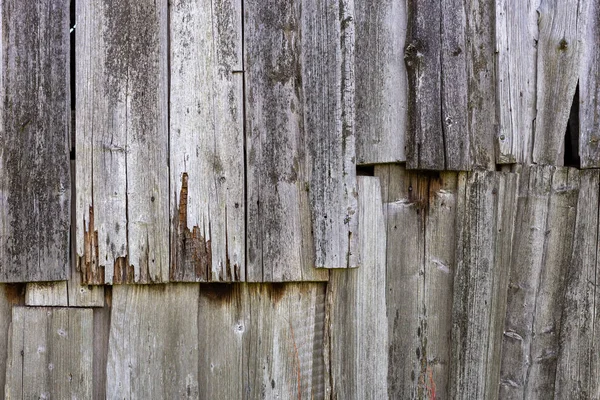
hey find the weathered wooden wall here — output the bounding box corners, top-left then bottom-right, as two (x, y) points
(2, 0), (600, 399)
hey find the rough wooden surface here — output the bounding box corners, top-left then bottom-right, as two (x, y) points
(106, 284), (200, 398)
(5, 307), (93, 399)
(579, 1), (600, 168)
(354, 0), (407, 164)
(495, 0), (539, 164)
(245, 0), (357, 279)
(76, 0), (169, 284)
(170, 0), (244, 282)
(0, 285), (24, 399)
(555, 170), (600, 399)
(0, 0), (70, 282)
(532, 1), (582, 165)
(450, 171), (518, 400)
(327, 176), (388, 399)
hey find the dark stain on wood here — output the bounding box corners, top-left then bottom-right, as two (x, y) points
(80, 206), (105, 285)
(200, 283), (237, 304)
(2, 283), (25, 305)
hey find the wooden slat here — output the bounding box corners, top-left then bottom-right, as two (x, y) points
(406, 0), (495, 170)
(495, 0), (539, 164)
(532, 1), (583, 165)
(579, 1), (600, 168)
(106, 284), (200, 398)
(450, 171), (519, 400)
(93, 293), (112, 400)
(555, 170), (600, 399)
(245, 0), (357, 279)
(76, 0), (169, 284)
(354, 0), (407, 164)
(0, 0), (70, 282)
(327, 176), (388, 399)
(376, 165), (458, 399)
(5, 307), (93, 399)
(0, 284), (24, 398)
(169, 0), (244, 282)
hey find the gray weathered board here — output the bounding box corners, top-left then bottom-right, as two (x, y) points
(354, 0), (407, 164)
(245, 0), (357, 280)
(327, 176), (388, 399)
(375, 165), (458, 399)
(0, 285), (24, 399)
(0, 0), (70, 282)
(405, 0), (495, 170)
(169, 0), (245, 282)
(76, 0), (169, 284)
(5, 307), (93, 399)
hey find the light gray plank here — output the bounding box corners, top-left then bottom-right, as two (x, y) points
(450, 171), (519, 400)
(495, 0), (539, 164)
(327, 176), (388, 399)
(76, 0), (169, 284)
(92, 294), (111, 400)
(106, 284), (199, 399)
(532, 0), (583, 165)
(6, 307), (93, 399)
(1, 285), (24, 400)
(354, 0), (407, 164)
(245, 0), (357, 279)
(554, 170), (600, 399)
(579, 1), (600, 168)
(25, 282), (68, 307)
(0, 0), (70, 282)
(170, 0), (244, 282)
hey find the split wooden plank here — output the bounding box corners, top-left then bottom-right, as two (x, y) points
(106, 284), (200, 399)
(555, 170), (600, 399)
(376, 165), (458, 399)
(169, 0), (244, 282)
(76, 0), (169, 284)
(532, 0), (583, 165)
(495, 0), (540, 164)
(245, 0), (357, 279)
(354, 0), (407, 164)
(0, 0), (70, 282)
(450, 170), (519, 400)
(579, 0), (600, 168)
(327, 176), (388, 399)
(5, 307), (93, 399)
(93, 292), (112, 400)
(406, 0), (495, 170)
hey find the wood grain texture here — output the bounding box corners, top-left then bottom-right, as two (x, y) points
(555, 170), (600, 399)
(495, 0), (539, 164)
(354, 0), (407, 164)
(375, 165), (458, 399)
(406, 0), (495, 170)
(532, 0), (583, 165)
(579, 0), (600, 168)
(327, 176), (388, 399)
(76, 0), (169, 284)
(450, 171), (518, 400)
(0, 284), (24, 399)
(106, 284), (200, 399)
(245, 0), (357, 279)
(5, 307), (93, 399)
(170, 0), (244, 282)
(0, 0), (70, 282)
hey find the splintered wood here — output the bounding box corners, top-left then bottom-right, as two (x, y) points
(0, 0), (70, 282)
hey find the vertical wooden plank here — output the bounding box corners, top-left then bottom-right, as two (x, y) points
(327, 176), (388, 399)
(106, 284), (199, 398)
(579, 0), (600, 168)
(405, 0), (444, 170)
(0, 0), (70, 282)
(76, 0), (169, 284)
(170, 0), (244, 282)
(354, 0), (407, 164)
(555, 170), (600, 399)
(450, 171), (519, 400)
(93, 289), (111, 400)
(0, 284), (24, 400)
(532, 0), (583, 165)
(495, 0), (540, 164)
(245, 0), (356, 280)
(6, 307), (93, 399)
(245, 283), (326, 400)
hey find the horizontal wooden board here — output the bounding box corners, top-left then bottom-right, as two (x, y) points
(0, 0), (70, 282)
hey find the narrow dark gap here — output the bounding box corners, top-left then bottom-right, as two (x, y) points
(356, 165), (375, 176)
(564, 83), (580, 168)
